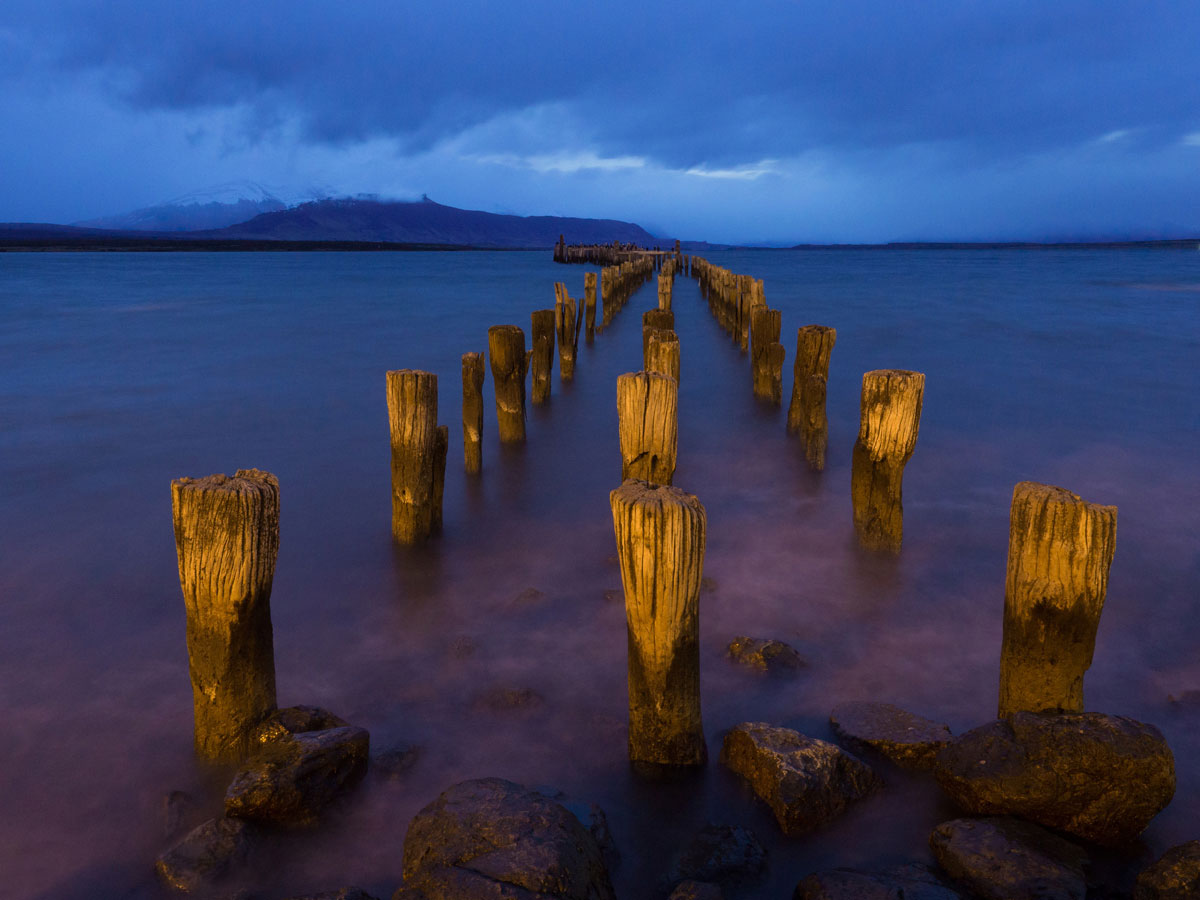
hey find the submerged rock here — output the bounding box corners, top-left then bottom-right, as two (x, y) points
(374, 744), (422, 780)
(163, 789), (201, 839)
(930, 817), (1087, 900)
(250, 705), (349, 746)
(726, 636), (806, 675)
(472, 686), (546, 712)
(669, 882), (723, 900)
(665, 823), (766, 888)
(509, 587), (548, 610)
(700, 576), (718, 594)
(720, 722), (880, 836)
(536, 787), (620, 872)
(155, 816), (257, 893)
(830, 701), (952, 769)
(398, 777), (615, 900)
(795, 863), (965, 900)
(934, 711), (1175, 846)
(1135, 841), (1200, 900)
(225, 725), (370, 827)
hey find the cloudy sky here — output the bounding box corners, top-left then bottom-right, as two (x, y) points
(3, 1), (1199, 243)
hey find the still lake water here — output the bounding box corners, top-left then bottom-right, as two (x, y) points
(1, 248), (1199, 898)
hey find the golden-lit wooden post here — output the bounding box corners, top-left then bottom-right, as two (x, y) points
(787, 326), (836, 470)
(386, 369), (440, 543)
(488, 326), (527, 443)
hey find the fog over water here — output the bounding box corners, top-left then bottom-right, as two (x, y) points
(1, 248), (1198, 898)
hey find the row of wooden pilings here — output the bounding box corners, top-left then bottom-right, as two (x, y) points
(168, 255), (1118, 781)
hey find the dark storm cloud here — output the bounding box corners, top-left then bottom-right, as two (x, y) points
(10, 0), (1200, 166)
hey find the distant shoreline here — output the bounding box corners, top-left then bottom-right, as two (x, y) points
(1, 236), (1197, 253)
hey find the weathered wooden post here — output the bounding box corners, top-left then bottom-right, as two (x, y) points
(171, 469), (279, 762)
(386, 369), (440, 543)
(554, 283), (580, 380)
(610, 479), (707, 766)
(461, 352), (485, 474)
(530, 309), (555, 404)
(998, 482), (1118, 718)
(658, 272), (672, 311)
(487, 326), (527, 443)
(645, 331), (680, 385)
(617, 371), (678, 485)
(584, 272), (598, 343)
(786, 326), (836, 470)
(642, 309), (675, 357)
(851, 370), (924, 551)
(431, 425), (448, 533)
(750, 307), (783, 403)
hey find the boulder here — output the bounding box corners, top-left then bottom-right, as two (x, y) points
(719, 722), (880, 835)
(374, 744), (422, 781)
(398, 778), (615, 900)
(795, 863), (965, 900)
(665, 823), (766, 888)
(155, 816), (257, 893)
(934, 711), (1175, 846)
(669, 882), (723, 900)
(830, 701), (952, 769)
(535, 786), (620, 871)
(162, 789), (201, 839)
(225, 725), (370, 827)
(250, 705), (349, 746)
(930, 817), (1087, 900)
(726, 637), (806, 675)
(1135, 841), (1200, 900)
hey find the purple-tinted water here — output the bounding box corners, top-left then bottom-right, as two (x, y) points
(1, 248), (1198, 898)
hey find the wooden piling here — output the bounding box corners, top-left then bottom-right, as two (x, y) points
(530, 309), (555, 404)
(554, 283), (580, 380)
(487, 325), (527, 443)
(850, 370), (924, 552)
(645, 331), (680, 385)
(585, 272), (597, 343)
(998, 482), (1117, 718)
(750, 307), (783, 402)
(386, 369), (440, 543)
(617, 371), (678, 485)
(610, 479), (707, 766)
(171, 469), (279, 762)
(642, 309), (675, 357)
(658, 272), (673, 311)
(786, 326), (836, 470)
(431, 425), (448, 533)
(461, 352), (485, 474)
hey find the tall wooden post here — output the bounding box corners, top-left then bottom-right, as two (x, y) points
(461, 352), (485, 474)
(610, 479), (707, 766)
(645, 331), (680, 385)
(998, 482), (1117, 718)
(554, 283), (580, 380)
(750, 307), (783, 403)
(530, 309), (555, 404)
(584, 272), (598, 343)
(617, 371), (678, 485)
(386, 369), (439, 543)
(171, 469), (279, 762)
(658, 272), (673, 311)
(851, 370), (924, 552)
(786, 326), (836, 470)
(487, 326), (527, 443)
(642, 309), (675, 357)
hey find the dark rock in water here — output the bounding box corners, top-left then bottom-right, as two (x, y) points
(399, 777), (615, 900)
(163, 789), (201, 839)
(795, 863), (965, 900)
(510, 587), (547, 610)
(250, 705), (349, 746)
(700, 576), (718, 594)
(720, 722), (880, 836)
(665, 823), (766, 888)
(934, 711), (1175, 846)
(930, 817), (1087, 900)
(669, 881), (723, 900)
(1167, 690), (1200, 710)
(726, 636), (806, 675)
(374, 744), (422, 780)
(225, 725), (370, 827)
(283, 891), (382, 900)
(1135, 841), (1200, 900)
(830, 701), (952, 769)
(155, 816), (257, 892)
(472, 686), (546, 712)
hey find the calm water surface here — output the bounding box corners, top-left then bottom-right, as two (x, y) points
(2, 249), (1199, 898)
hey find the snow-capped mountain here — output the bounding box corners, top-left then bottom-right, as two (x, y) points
(75, 181), (331, 232)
